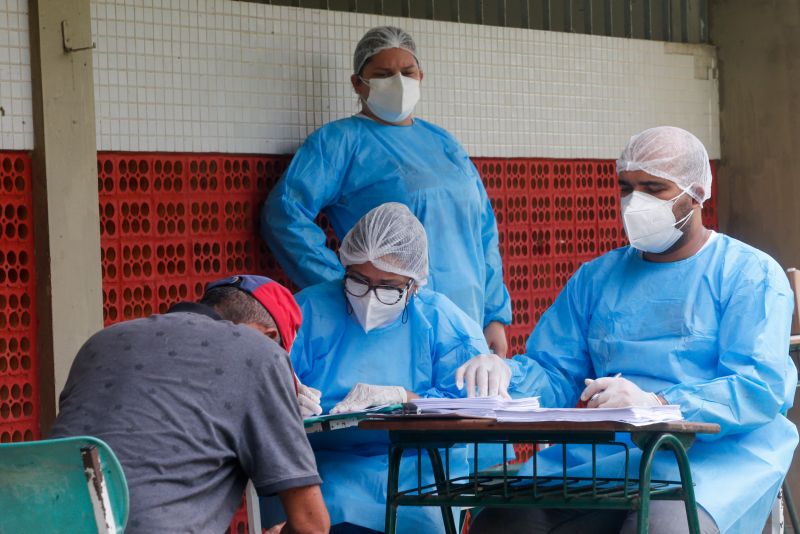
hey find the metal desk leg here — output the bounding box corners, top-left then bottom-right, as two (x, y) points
(425, 447), (457, 534)
(638, 433), (700, 534)
(385, 444), (404, 534)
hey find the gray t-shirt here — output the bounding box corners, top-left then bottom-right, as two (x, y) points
(50, 304), (321, 533)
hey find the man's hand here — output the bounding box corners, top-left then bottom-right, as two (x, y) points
(580, 377), (662, 408)
(483, 321), (509, 357)
(297, 380), (323, 418)
(330, 383), (407, 414)
(455, 354), (512, 398)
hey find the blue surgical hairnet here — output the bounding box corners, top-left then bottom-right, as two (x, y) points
(616, 126), (712, 204)
(339, 202), (429, 286)
(353, 26), (419, 75)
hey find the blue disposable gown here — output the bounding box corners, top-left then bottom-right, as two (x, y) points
(292, 281), (490, 533)
(261, 115), (511, 328)
(506, 234), (798, 533)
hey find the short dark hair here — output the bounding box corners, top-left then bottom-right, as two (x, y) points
(199, 286), (281, 345)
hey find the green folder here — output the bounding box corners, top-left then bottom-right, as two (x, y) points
(303, 403), (407, 433)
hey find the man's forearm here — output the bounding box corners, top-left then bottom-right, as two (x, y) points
(279, 485), (330, 534)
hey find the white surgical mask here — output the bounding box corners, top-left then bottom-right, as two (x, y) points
(361, 73), (420, 123)
(346, 291), (407, 333)
(621, 190), (693, 253)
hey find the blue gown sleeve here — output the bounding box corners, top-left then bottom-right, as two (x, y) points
(505, 266), (594, 406)
(260, 128), (347, 288)
(475, 166), (512, 326)
(288, 332), (311, 384)
(419, 296), (491, 399)
(288, 290), (317, 381)
(660, 259), (795, 441)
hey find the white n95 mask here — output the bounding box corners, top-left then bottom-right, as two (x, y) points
(361, 73), (420, 123)
(621, 190), (693, 253)
(346, 291), (406, 333)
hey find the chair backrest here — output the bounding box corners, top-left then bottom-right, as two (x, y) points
(245, 480), (262, 534)
(0, 436), (129, 533)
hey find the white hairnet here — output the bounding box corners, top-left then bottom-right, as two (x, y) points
(353, 26), (419, 75)
(339, 202), (429, 286)
(616, 126), (712, 204)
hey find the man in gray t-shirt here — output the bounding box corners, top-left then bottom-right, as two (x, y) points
(50, 275), (329, 533)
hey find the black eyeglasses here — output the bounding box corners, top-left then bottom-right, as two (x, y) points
(344, 273), (412, 305)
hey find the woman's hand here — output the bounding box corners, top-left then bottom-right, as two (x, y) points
(330, 383), (408, 414)
(483, 321), (509, 357)
(455, 354), (512, 398)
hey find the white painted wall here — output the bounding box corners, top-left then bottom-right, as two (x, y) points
(1, 0), (720, 158)
(0, 0), (32, 150)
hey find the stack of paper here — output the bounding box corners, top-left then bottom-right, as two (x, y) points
(413, 396), (540, 418)
(383, 398), (683, 426)
(495, 405), (683, 426)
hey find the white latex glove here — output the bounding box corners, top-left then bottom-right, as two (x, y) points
(296, 378), (323, 418)
(455, 354), (512, 398)
(330, 383), (407, 414)
(580, 377), (662, 408)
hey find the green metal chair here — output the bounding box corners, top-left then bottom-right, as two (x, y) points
(0, 436), (129, 533)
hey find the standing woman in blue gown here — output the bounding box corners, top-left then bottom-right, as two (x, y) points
(261, 26), (512, 355)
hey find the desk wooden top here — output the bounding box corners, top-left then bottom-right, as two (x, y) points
(359, 417), (720, 435)
(791, 334), (800, 348)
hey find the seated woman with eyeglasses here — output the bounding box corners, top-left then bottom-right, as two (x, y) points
(288, 202), (489, 534)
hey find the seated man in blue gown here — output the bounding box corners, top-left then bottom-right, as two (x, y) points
(460, 126), (799, 534)
(289, 202), (491, 534)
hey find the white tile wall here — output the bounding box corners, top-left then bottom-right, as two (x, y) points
(2, 0), (721, 158)
(0, 0), (33, 150)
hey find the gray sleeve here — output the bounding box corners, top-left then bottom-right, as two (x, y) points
(236, 342), (321, 496)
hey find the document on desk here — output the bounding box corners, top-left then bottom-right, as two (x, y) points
(412, 396), (541, 418)
(495, 405), (683, 426)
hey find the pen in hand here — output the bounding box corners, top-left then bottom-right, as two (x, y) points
(586, 372), (622, 406)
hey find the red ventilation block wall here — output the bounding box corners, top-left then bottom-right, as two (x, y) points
(0, 152), (39, 444)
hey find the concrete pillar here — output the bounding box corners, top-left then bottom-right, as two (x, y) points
(28, 0), (103, 434)
(711, 0), (800, 267)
